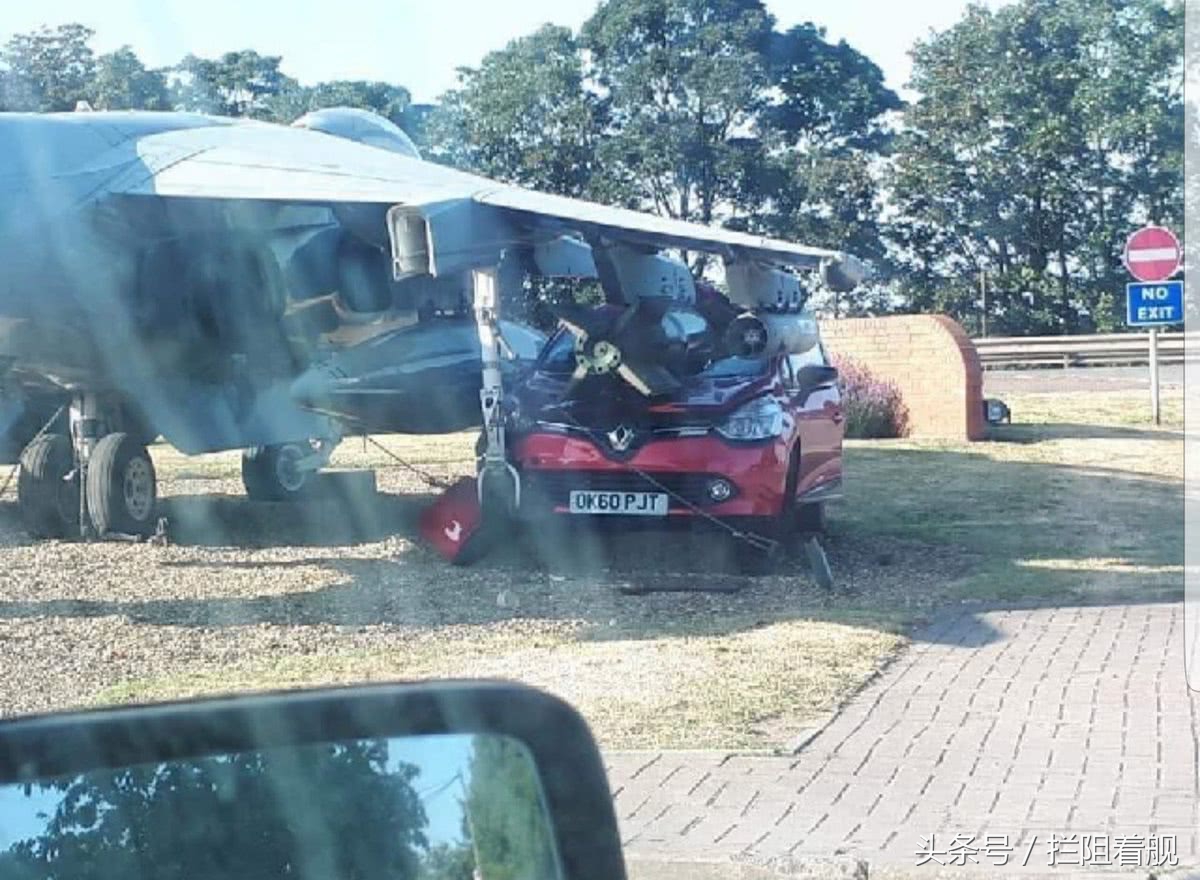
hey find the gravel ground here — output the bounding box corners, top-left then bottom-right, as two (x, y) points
(0, 432), (966, 749)
(0, 383), (1179, 748)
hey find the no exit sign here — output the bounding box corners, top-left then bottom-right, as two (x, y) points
(1126, 281), (1183, 327)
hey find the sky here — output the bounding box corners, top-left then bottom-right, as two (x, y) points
(0, 0), (1006, 103)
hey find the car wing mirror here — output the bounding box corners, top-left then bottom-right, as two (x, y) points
(0, 682), (625, 880)
(794, 364), (839, 400)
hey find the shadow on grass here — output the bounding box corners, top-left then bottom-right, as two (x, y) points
(0, 437), (1183, 652)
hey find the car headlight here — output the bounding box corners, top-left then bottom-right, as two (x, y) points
(716, 396), (786, 441)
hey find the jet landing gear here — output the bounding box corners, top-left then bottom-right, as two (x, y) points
(17, 434), (78, 538)
(241, 439), (336, 501)
(473, 266), (520, 522)
(16, 393), (158, 539)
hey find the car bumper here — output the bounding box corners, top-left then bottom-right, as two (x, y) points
(511, 431), (791, 519)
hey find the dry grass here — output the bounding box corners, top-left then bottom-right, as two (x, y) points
(837, 388), (1183, 600)
(0, 385), (1183, 751)
(97, 617), (901, 750)
(2, 429), (917, 750)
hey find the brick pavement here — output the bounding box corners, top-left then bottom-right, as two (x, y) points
(605, 602), (1199, 874)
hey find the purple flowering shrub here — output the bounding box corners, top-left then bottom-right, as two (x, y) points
(831, 355), (909, 439)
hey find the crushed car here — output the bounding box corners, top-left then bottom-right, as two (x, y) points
(501, 283), (844, 573)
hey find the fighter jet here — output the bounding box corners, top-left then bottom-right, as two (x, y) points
(0, 106), (865, 539)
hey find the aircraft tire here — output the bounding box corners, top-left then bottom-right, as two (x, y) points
(242, 444), (310, 502)
(86, 433), (157, 537)
(17, 434), (78, 538)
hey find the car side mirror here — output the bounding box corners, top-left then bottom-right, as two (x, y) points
(0, 682), (625, 880)
(794, 364), (839, 399)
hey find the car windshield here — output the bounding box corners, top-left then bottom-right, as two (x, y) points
(0, 2), (1187, 880)
(537, 304), (723, 377)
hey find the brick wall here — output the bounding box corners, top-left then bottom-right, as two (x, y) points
(821, 315), (985, 441)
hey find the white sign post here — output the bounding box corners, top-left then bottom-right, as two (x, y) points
(1149, 326), (1160, 425)
(1123, 226), (1183, 425)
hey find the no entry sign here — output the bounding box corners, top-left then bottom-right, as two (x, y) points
(1124, 226), (1181, 282)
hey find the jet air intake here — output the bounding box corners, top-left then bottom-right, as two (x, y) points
(723, 311), (820, 358)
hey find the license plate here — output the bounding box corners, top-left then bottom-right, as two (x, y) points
(568, 490), (668, 516)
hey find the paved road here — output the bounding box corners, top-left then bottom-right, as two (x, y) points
(605, 602), (1198, 876)
(984, 364), (1184, 395)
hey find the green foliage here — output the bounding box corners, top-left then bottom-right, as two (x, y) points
(583, 0), (774, 243)
(425, 25), (600, 196)
(421, 0), (898, 293)
(889, 0), (1183, 335)
(767, 23), (902, 153)
(265, 79), (418, 129)
(5, 739), (429, 880)
(173, 50), (297, 118)
(465, 736), (558, 880)
(744, 23), (902, 313)
(92, 47), (170, 111)
(420, 842), (476, 880)
(0, 24), (96, 111)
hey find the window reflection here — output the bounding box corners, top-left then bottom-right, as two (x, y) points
(0, 733), (559, 880)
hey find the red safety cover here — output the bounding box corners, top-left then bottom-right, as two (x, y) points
(419, 477), (489, 564)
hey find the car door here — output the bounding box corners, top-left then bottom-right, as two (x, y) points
(787, 342), (843, 501)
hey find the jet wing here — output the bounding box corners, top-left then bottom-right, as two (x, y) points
(473, 187), (837, 270)
(104, 117), (863, 281)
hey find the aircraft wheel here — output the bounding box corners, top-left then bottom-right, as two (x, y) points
(86, 432), (157, 537)
(242, 443), (310, 501)
(17, 434), (78, 538)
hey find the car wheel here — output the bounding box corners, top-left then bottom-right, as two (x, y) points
(796, 501), (826, 534)
(731, 519), (783, 575)
(242, 443), (311, 501)
(731, 446), (801, 575)
(17, 434), (78, 538)
(86, 432), (157, 537)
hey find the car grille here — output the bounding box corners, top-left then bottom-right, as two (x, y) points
(522, 470), (730, 509)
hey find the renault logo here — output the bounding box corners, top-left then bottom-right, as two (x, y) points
(607, 425), (636, 451)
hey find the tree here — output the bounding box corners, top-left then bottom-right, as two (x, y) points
(888, 0), (1183, 334)
(308, 80), (412, 125)
(92, 46), (170, 110)
(173, 50), (297, 118)
(424, 25), (601, 197)
(579, 0), (899, 285)
(766, 23), (902, 154)
(420, 842), (476, 880)
(737, 23), (902, 313)
(0, 24), (96, 111)
(582, 0), (774, 233)
(6, 739), (429, 880)
(266, 79), (415, 127)
(464, 737), (557, 880)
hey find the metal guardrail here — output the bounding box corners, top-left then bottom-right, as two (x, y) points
(974, 332), (1195, 368)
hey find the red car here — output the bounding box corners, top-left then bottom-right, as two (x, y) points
(507, 304), (845, 571)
